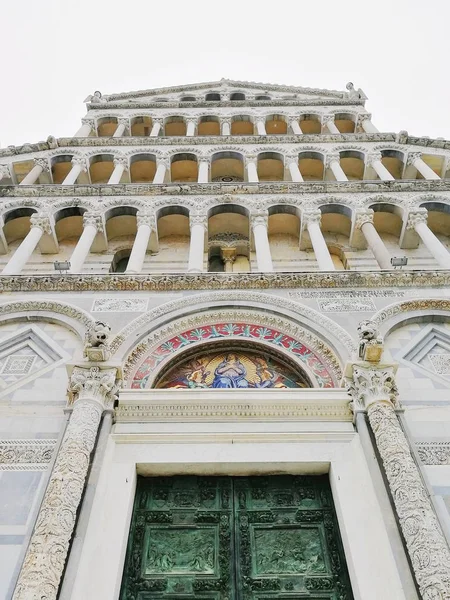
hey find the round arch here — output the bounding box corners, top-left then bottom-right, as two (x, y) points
(372, 298), (450, 335)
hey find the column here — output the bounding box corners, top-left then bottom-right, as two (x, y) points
(322, 115), (339, 134)
(186, 118), (196, 137)
(126, 213), (155, 273)
(113, 118), (128, 138)
(62, 158), (87, 185)
(407, 210), (450, 268)
(188, 214), (207, 272)
(302, 211), (335, 271)
(153, 159), (168, 184)
(68, 213), (102, 273)
(408, 152), (440, 180)
(221, 118), (231, 136)
(246, 156), (259, 183)
(356, 210), (392, 269)
(251, 213), (273, 272)
(74, 119), (95, 137)
(0, 165), (10, 183)
(150, 118), (163, 137)
(367, 153), (395, 181)
(221, 248), (236, 272)
(326, 154), (348, 181)
(12, 365), (120, 600)
(289, 119), (302, 135)
(346, 360), (450, 599)
(358, 114), (379, 133)
(2, 214), (51, 275)
(288, 158), (303, 182)
(108, 157), (128, 184)
(19, 159), (49, 185)
(197, 159), (209, 183)
(256, 119), (266, 135)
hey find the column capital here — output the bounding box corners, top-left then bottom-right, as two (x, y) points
(406, 151), (422, 167)
(250, 211), (269, 228)
(152, 117), (164, 125)
(117, 117), (129, 127)
(345, 363), (399, 413)
(406, 208), (428, 230)
(68, 365), (120, 409)
(0, 164), (11, 178)
(302, 209), (321, 228)
(365, 152), (383, 167)
(354, 208), (374, 229)
(83, 211), (103, 231)
(189, 213), (208, 229)
(324, 153), (340, 169)
(198, 156), (210, 165)
(245, 154), (258, 166)
(286, 154), (299, 166)
(289, 116), (300, 125)
(71, 156), (88, 171)
(357, 112), (372, 126)
(156, 156), (170, 169)
(113, 156), (128, 169)
(34, 158), (50, 173)
(185, 116), (198, 125)
(137, 211), (157, 231)
(81, 118), (95, 128)
(221, 116), (232, 125)
(321, 114), (335, 125)
(29, 213), (53, 234)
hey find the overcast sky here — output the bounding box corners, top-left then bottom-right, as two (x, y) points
(1, 0), (448, 147)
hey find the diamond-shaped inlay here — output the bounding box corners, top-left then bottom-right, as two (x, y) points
(2, 354), (36, 375)
(429, 353), (450, 375)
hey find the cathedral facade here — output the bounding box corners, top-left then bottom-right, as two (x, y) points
(0, 79), (450, 599)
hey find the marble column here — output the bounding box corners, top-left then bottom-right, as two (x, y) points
(289, 119), (302, 135)
(126, 213), (156, 273)
(302, 211), (335, 271)
(153, 159), (168, 184)
(62, 158), (87, 185)
(407, 211), (450, 268)
(150, 119), (163, 137)
(74, 119), (95, 137)
(356, 210), (392, 269)
(188, 214), (207, 272)
(19, 159), (49, 185)
(346, 361), (450, 600)
(221, 118), (231, 136)
(2, 214), (51, 275)
(68, 213), (103, 273)
(113, 118), (128, 138)
(197, 160), (209, 183)
(186, 119), (196, 137)
(256, 119), (266, 135)
(367, 153), (395, 181)
(246, 157), (259, 183)
(12, 366), (120, 600)
(108, 157), (128, 184)
(221, 248), (236, 272)
(358, 114), (379, 133)
(322, 115), (339, 134)
(326, 154), (348, 181)
(407, 152), (441, 180)
(288, 159), (303, 182)
(251, 213), (273, 272)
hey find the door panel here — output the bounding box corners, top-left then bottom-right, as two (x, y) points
(120, 475), (353, 600)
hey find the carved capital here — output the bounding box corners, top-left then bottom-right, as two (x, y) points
(245, 154), (258, 166)
(81, 118), (95, 129)
(406, 209), (428, 230)
(34, 158), (50, 173)
(68, 366), (120, 409)
(71, 156), (88, 171)
(251, 212), (269, 229)
(365, 152), (382, 168)
(186, 117), (198, 125)
(406, 152), (422, 167)
(30, 213), (53, 234)
(83, 212), (103, 231)
(117, 117), (129, 128)
(221, 117), (231, 125)
(157, 157), (170, 169)
(346, 364), (399, 412)
(0, 164), (11, 178)
(354, 209), (374, 230)
(302, 210), (321, 228)
(321, 114), (335, 124)
(113, 156), (128, 169)
(190, 213), (208, 229)
(357, 113), (372, 126)
(137, 211), (157, 230)
(325, 153), (340, 169)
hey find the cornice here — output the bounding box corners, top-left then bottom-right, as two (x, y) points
(1, 178), (449, 198)
(0, 270), (449, 292)
(88, 99), (364, 110)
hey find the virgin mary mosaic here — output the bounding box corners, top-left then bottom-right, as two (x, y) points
(155, 351), (309, 389)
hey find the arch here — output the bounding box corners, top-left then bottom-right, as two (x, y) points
(110, 248), (131, 273)
(299, 114), (321, 134)
(298, 151), (324, 181)
(130, 116), (153, 137)
(198, 116), (220, 136)
(89, 154), (115, 183)
(419, 201), (450, 238)
(211, 151), (244, 182)
(164, 116), (187, 136)
(266, 114), (287, 135)
(97, 117), (118, 137)
(380, 149), (405, 180)
(51, 155), (74, 184)
(0, 299), (95, 342)
(257, 152), (284, 181)
(105, 206), (138, 241)
(129, 153), (156, 182)
(372, 299), (450, 335)
(369, 202), (404, 238)
(339, 150), (365, 180)
(255, 94), (271, 101)
(205, 92), (221, 101)
(334, 113), (356, 133)
(231, 115), (254, 135)
(180, 96), (197, 102)
(230, 92), (246, 101)
(170, 153), (198, 182)
(3, 207), (37, 244)
(319, 204), (352, 237)
(54, 206), (86, 243)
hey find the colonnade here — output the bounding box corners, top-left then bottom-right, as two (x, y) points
(2, 206), (450, 275)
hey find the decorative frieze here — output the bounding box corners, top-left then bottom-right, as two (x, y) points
(92, 298), (149, 312)
(416, 441), (450, 465)
(289, 289), (406, 298)
(316, 298), (376, 312)
(0, 438), (57, 471)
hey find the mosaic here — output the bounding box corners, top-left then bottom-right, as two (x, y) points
(156, 351), (308, 389)
(131, 322), (336, 389)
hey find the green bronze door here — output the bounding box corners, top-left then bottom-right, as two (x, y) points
(120, 475), (353, 600)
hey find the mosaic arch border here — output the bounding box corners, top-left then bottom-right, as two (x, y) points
(373, 298), (450, 334)
(112, 290), (356, 359)
(127, 309), (342, 389)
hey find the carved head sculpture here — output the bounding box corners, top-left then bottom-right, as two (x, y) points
(357, 320), (384, 362)
(87, 321), (111, 348)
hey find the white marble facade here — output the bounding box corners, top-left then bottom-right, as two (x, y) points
(0, 80), (450, 600)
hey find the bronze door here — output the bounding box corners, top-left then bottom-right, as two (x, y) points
(120, 475), (353, 600)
